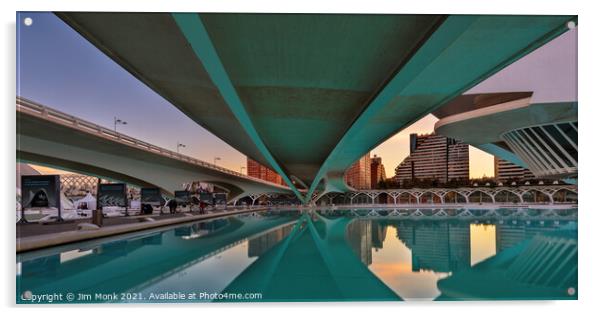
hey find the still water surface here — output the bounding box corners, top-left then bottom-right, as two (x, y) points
(17, 209), (577, 302)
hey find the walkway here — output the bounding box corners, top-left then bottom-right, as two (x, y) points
(16, 207), (268, 252)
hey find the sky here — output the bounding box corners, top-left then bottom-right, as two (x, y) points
(17, 13), (576, 180)
(466, 27), (577, 104)
(17, 12), (248, 174)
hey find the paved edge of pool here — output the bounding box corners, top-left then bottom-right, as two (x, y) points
(16, 207), (270, 253)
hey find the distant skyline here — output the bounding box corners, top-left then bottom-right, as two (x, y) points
(18, 13), (575, 181)
(371, 114), (494, 179)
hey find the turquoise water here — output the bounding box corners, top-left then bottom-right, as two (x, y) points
(16, 209), (577, 303)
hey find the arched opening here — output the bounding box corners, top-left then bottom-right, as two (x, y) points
(522, 190), (551, 203)
(343, 193), (354, 205)
(315, 194), (330, 206)
(443, 191), (467, 203)
(376, 192), (390, 204)
(254, 194), (269, 206)
(331, 193), (346, 205)
(396, 192), (417, 204)
(494, 190), (522, 203)
(235, 196), (253, 206)
(419, 192), (442, 204)
(352, 193), (371, 204)
(468, 191), (493, 203)
(552, 189), (577, 203)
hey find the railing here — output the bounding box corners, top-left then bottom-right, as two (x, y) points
(16, 97), (290, 189)
(318, 208), (578, 220)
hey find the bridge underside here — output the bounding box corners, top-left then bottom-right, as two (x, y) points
(56, 13), (576, 200)
(17, 112), (291, 202)
(434, 93), (578, 178)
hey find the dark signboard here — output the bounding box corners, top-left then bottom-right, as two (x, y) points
(199, 192), (214, 205)
(174, 190), (190, 206)
(141, 188), (162, 206)
(21, 175), (61, 209)
(214, 193), (227, 206)
(97, 183), (127, 207)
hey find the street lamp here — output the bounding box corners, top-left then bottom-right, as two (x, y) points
(114, 116), (127, 132)
(214, 157), (221, 165)
(176, 142), (186, 153)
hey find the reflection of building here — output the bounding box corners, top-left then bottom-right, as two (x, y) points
(392, 219), (574, 276)
(371, 221), (388, 250)
(246, 158), (284, 185)
(345, 153), (372, 190)
(394, 133), (469, 184)
(396, 221), (471, 273)
(345, 220), (387, 263)
(370, 155), (387, 189)
(448, 225), (471, 272)
(346, 220), (373, 265)
(248, 224), (294, 257)
(494, 157), (535, 181)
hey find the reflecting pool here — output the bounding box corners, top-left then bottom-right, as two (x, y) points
(17, 208), (577, 303)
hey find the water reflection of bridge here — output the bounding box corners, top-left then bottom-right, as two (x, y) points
(17, 212), (299, 300)
(222, 213), (400, 301)
(17, 209), (577, 302)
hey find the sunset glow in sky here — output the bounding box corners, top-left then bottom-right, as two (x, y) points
(368, 226), (450, 300)
(371, 114), (494, 179)
(367, 224), (498, 300)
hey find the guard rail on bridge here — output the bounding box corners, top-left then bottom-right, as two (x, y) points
(16, 97), (290, 190)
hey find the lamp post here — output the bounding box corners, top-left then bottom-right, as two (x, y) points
(114, 116), (127, 132)
(214, 157), (221, 165)
(176, 142), (186, 153)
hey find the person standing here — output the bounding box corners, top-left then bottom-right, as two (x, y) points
(199, 200), (206, 214)
(167, 198), (178, 214)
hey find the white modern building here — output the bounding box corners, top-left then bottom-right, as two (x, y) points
(434, 28), (577, 182)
